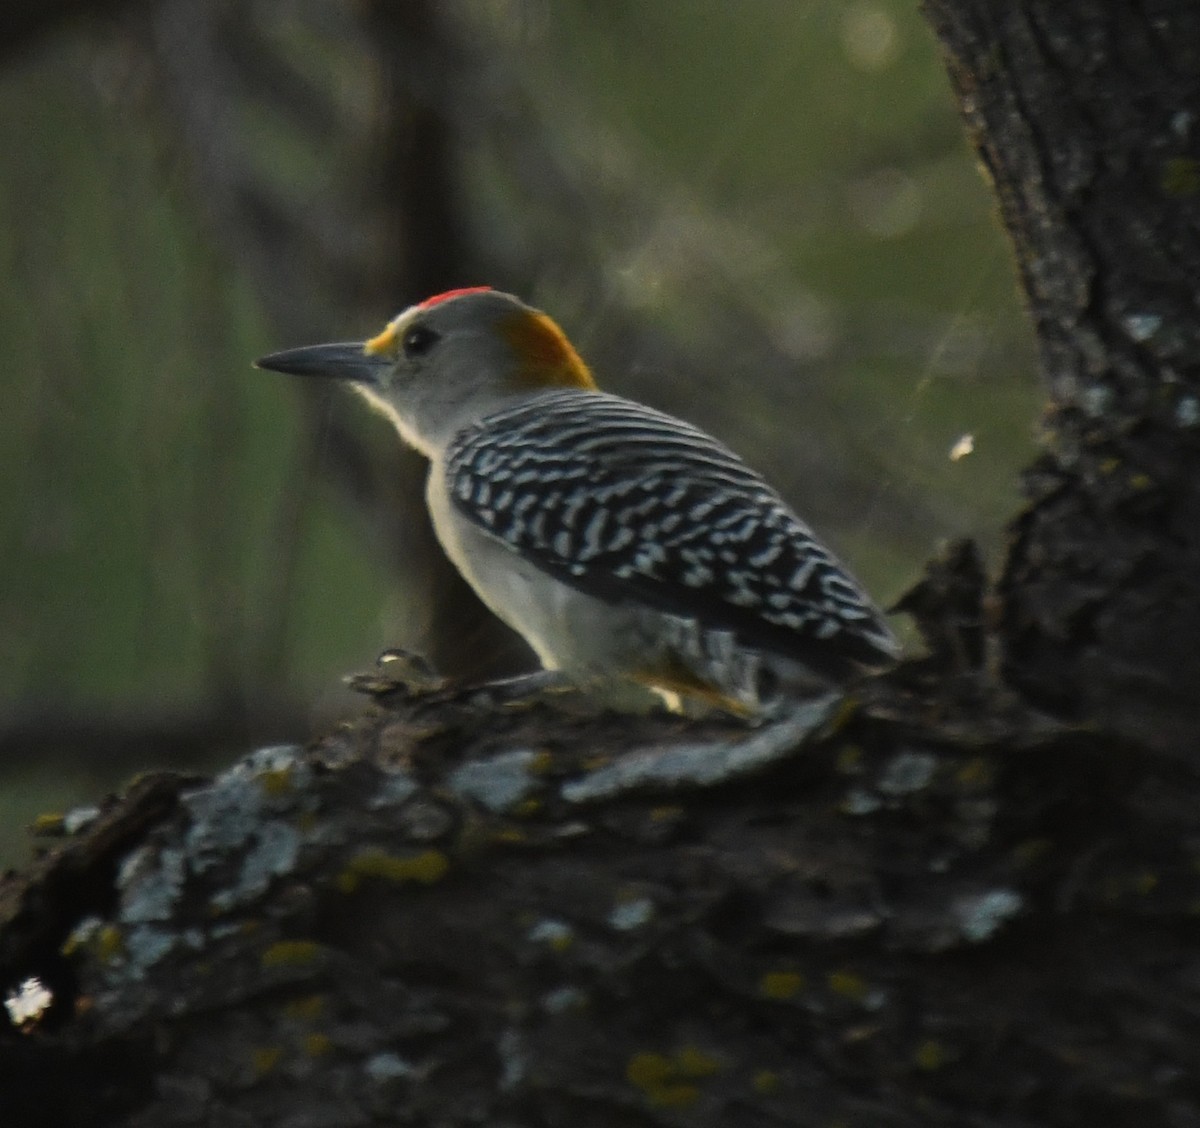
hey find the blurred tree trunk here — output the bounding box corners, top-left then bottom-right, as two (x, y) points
(3, 4), (1200, 1128)
(145, 0), (531, 684)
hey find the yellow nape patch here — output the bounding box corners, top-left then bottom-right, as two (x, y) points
(501, 310), (597, 390)
(364, 322), (399, 356)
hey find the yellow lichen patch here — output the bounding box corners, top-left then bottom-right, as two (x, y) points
(625, 1047), (722, 1108)
(914, 1039), (948, 1071)
(650, 1084), (700, 1109)
(528, 750), (556, 775)
(674, 1045), (720, 1078)
(492, 827), (528, 845)
(338, 847), (450, 893)
(1099, 457), (1121, 474)
(827, 969), (868, 1002)
(955, 757), (991, 788)
(500, 310), (596, 390)
(758, 971), (807, 1000)
(1162, 157), (1200, 197)
(252, 1046), (283, 1076)
(751, 1069), (781, 1096)
(626, 1051), (673, 1089)
(257, 767), (293, 797)
(835, 745), (863, 773)
(1012, 837), (1052, 866)
(32, 813), (65, 834)
(827, 695), (860, 733)
(97, 925), (124, 964)
(363, 321), (399, 356)
(1129, 472), (1152, 490)
(514, 798), (543, 818)
(261, 940), (323, 969)
(283, 994), (326, 1022)
(304, 1032), (332, 1057)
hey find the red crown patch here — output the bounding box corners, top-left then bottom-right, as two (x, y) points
(419, 286), (493, 310)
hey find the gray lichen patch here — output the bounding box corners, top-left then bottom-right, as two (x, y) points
(182, 745), (312, 877)
(877, 750), (937, 796)
(608, 896), (655, 932)
(89, 745), (314, 989)
(955, 888), (1023, 942)
(118, 845), (186, 924)
(562, 693), (837, 803)
(209, 819), (302, 914)
(449, 748), (542, 812)
(367, 770), (420, 810)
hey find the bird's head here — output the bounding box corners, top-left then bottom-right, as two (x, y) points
(255, 288), (595, 457)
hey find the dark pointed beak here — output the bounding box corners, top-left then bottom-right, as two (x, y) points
(254, 342), (389, 387)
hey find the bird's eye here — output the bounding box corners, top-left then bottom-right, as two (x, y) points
(402, 324), (440, 358)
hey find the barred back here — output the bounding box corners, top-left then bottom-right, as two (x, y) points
(443, 390), (898, 680)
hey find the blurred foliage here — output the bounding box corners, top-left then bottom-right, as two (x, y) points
(0, 0), (1036, 866)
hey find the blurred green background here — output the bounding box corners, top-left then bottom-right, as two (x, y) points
(0, 0), (1036, 866)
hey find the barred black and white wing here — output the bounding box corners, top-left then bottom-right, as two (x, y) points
(443, 390), (898, 681)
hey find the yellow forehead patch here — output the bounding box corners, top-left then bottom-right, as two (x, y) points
(500, 311), (596, 390)
(364, 322), (399, 356)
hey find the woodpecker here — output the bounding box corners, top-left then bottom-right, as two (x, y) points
(257, 288), (898, 713)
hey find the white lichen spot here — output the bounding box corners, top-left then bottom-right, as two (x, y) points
(64, 915), (104, 953)
(368, 770), (420, 810)
(841, 787), (883, 815)
(608, 897), (655, 931)
(5, 976), (53, 1026)
(527, 918), (574, 946)
(449, 748), (539, 812)
(542, 986), (587, 1013)
(364, 1052), (416, 1082)
(1123, 312), (1162, 342)
(498, 1027), (526, 1091)
(1080, 384), (1113, 418)
(863, 988), (889, 1012)
(63, 805), (101, 835)
(877, 750), (937, 795)
(1175, 395), (1200, 428)
(956, 888), (1023, 942)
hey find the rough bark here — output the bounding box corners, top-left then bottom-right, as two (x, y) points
(3, 3), (1200, 1127)
(924, 0), (1200, 757)
(3, 660), (1198, 1127)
